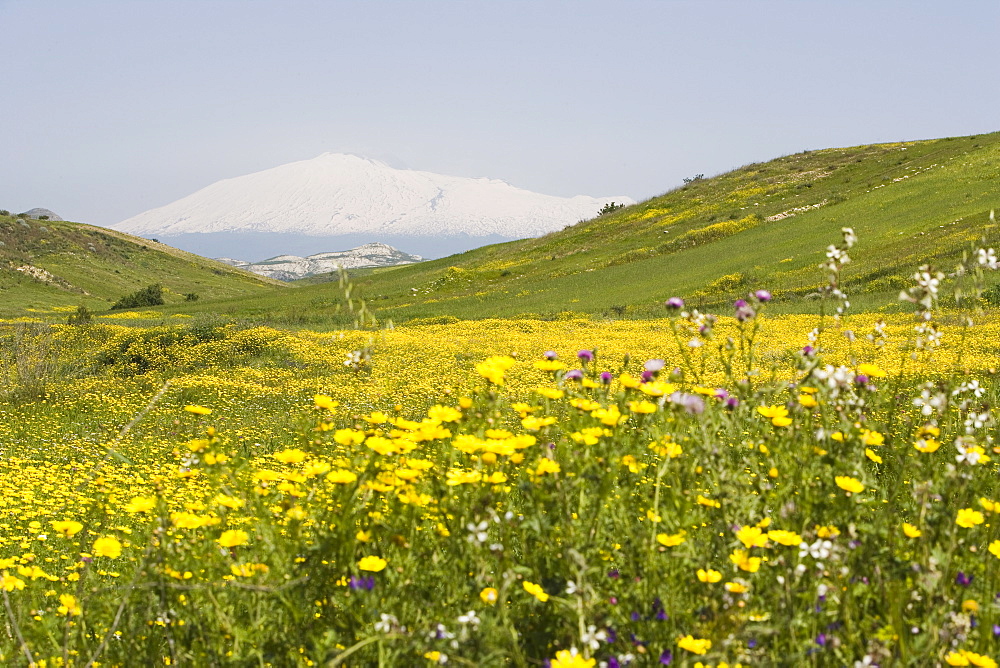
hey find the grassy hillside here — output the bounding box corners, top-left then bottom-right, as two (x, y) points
(331, 132), (998, 321)
(0, 215), (284, 317)
(5, 132), (997, 324)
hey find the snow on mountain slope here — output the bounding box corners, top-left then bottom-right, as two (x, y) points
(116, 154), (634, 238)
(216, 242), (422, 281)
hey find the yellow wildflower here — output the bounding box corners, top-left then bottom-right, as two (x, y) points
(835, 476), (864, 494)
(767, 530), (802, 546)
(523, 580), (549, 602)
(358, 556), (387, 572)
(677, 635), (712, 655)
(272, 448), (307, 464)
(956, 508), (985, 528)
(735, 526), (767, 548)
(92, 536), (122, 559)
(217, 530), (250, 548)
(729, 549), (761, 573)
(51, 520), (83, 538)
(656, 531), (686, 547)
(697, 568), (722, 583)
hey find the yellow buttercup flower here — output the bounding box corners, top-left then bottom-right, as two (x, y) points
(57, 594), (81, 617)
(272, 448), (307, 464)
(92, 536), (122, 559)
(628, 400), (658, 414)
(857, 363), (887, 378)
(956, 508), (985, 528)
(756, 405), (791, 427)
(183, 405), (211, 415)
(735, 525), (767, 548)
(550, 648), (596, 668)
(217, 530), (250, 548)
(697, 568), (722, 583)
(696, 495), (721, 508)
(523, 580), (549, 602)
(125, 496), (157, 513)
(902, 523), (922, 538)
(326, 469), (358, 484)
(729, 549), (761, 573)
(533, 459), (561, 476)
(677, 635), (712, 655)
(313, 394), (339, 410)
(835, 476), (864, 494)
(860, 429), (884, 446)
(51, 520), (83, 537)
(480, 587), (499, 604)
(427, 405), (462, 422)
(656, 531), (686, 547)
(767, 530), (802, 546)
(724, 581), (749, 593)
(357, 556), (387, 572)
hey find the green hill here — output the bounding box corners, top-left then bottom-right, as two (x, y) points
(0, 215), (284, 317)
(5, 132), (998, 324)
(332, 132), (999, 321)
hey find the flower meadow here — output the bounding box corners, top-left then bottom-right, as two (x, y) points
(3, 235), (1000, 666)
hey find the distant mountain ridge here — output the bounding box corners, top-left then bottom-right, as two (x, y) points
(115, 153), (634, 241)
(217, 242), (422, 281)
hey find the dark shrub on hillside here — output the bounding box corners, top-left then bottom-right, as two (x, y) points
(110, 283), (164, 310)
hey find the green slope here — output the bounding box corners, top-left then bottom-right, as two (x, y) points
(7, 132), (997, 325)
(0, 216), (285, 317)
(337, 132), (1000, 321)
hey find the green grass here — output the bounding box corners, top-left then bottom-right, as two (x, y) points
(341, 132), (1000, 322)
(0, 217), (285, 317)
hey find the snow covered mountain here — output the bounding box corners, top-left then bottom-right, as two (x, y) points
(217, 242), (422, 281)
(116, 153), (634, 240)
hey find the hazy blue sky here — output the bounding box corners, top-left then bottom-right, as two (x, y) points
(2, 0), (998, 226)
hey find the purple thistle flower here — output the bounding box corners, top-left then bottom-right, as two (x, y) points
(564, 369), (584, 380)
(755, 289), (772, 302)
(725, 396), (740, 409)
(734, 299), (756, 322)
(608, 569), (620, 579)
(815, 633), (827, 646)
(640, 370), (656, 383)
(665, 297), (684, 309)
(956, 572), (973, 587)
(544, 350), (557, 360)
(855, 374), (869, 386)
(992, 624), (1000, 636)
(669, 391), (705, 415)
(600, 371), (614, 384)
(802, 345), (815, 356)
(577, 349), (594, 362)
(659, 649), (673, 665)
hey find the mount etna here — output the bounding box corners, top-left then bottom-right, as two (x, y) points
(116, 153), (633, 260)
